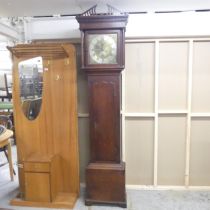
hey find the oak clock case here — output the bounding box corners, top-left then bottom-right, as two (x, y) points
(76, 14), (128, 208)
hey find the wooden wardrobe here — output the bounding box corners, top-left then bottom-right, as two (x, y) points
(8, 43), (79, 209)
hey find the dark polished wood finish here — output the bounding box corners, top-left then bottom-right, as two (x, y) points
(76, 11), (128, 208)
(78, 15), (127, 72)
(89, 74), (121, 162)
(86, 162), (126, 207)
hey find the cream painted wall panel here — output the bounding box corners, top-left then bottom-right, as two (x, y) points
(192, 41), (210, 112)
(76, 39), (210, 187)
(159, 42), (188, 110)
(76, 46), (89, 183)
(76, 45), (89, 114)
(78, 118), (90, 183)
(125, 118), (154, 185)
(158, 116), (186, 185)
(190, 118), (210, 186)
(125, 43), (155, 113)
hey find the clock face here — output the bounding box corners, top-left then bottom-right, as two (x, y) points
(88, 34), (117, 64)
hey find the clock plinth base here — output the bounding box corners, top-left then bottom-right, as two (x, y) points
(85, 198), (127, 208)
(85, 162), (126, 208)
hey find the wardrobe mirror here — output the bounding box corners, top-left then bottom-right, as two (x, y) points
(18, 57), (43, 120)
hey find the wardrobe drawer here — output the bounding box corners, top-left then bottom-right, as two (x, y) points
(24, 162), (50, 172)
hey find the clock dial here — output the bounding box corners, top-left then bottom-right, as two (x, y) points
(88, 34), (117, 64)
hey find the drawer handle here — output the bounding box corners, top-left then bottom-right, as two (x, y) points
(18, 164), (23, 168)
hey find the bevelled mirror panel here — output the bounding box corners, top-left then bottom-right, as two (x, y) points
(18, 57), (43, 120)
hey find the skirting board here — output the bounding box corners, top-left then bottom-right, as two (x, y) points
(80, 183), (210, 191)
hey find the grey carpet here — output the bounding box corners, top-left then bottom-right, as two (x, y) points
(1, 146), (210, 210)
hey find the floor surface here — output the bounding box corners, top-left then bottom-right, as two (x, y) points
(1, 146), (210, 210)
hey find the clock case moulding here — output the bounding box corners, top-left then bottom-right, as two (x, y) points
(77, 14), (128, 72)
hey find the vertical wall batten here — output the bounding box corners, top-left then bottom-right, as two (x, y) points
(122, 71), (126, 162)
(154, 40), (159, 186)
(185, 40), (193, 187)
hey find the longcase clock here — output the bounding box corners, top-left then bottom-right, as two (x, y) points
(76, 5), (128, 207)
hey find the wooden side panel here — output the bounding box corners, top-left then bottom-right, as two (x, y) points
(51, 155), (62, 201)
(12, 44), (79, 197)
(88, 74), (121, 162)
